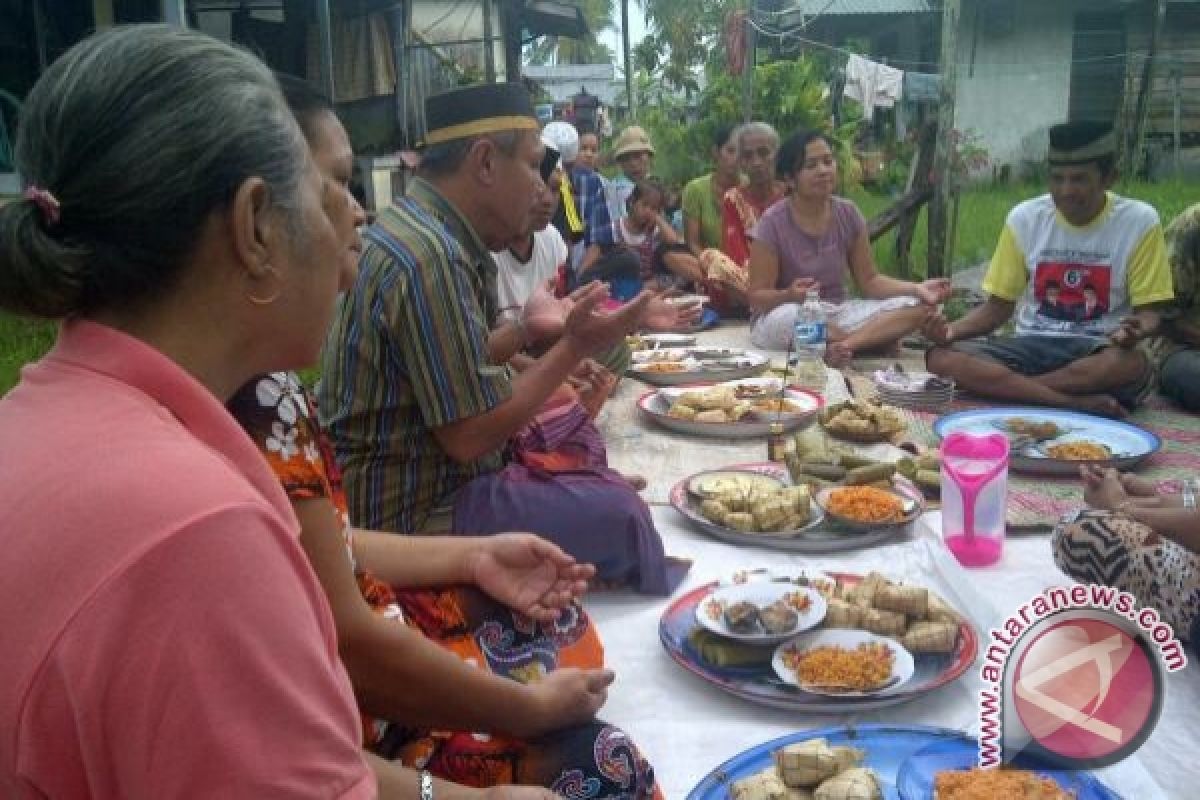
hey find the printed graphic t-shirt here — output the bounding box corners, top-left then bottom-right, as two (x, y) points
(983, 193), (1173, 338)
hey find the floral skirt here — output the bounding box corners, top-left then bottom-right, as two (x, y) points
(363, 581), (661, 798)
(1052, 509), (1200, 643)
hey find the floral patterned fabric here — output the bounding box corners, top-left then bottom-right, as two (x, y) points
(227, 373), (660, 798)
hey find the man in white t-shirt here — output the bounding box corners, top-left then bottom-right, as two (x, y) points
(492, 160), (570, 318)
(925, 122), (1174, 416)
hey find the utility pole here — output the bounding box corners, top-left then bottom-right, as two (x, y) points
(482, 0), (496, 83)
(927, 0), (960, 279)
(741, 4), (757, 123)
(622, 0), (636, 119)
(1124, 0), (1168, 177)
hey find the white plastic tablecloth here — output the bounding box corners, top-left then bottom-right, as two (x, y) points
(583, 324), (1199, 798)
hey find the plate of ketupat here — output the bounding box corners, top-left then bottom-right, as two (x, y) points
(660, 570), (978, 713)
(772, 629), (915, 697)
(896, 736), (1121, 800)
(684, 725), (1119, 800)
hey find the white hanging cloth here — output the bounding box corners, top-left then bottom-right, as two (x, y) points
(842, 54), (904, 119)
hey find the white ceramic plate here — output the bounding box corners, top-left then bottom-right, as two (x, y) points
(719, 567), (838, 596)
(773, 629), (915, 697)
(815, 485), (924, 532)
(628, 349), (770, 386)
(687, 469), (786, 498)
(695, 582), (827, 645)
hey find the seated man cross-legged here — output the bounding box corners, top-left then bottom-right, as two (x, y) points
(925, 122), (1174, 416)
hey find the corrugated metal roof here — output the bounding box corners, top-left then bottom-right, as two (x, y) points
(786, 0), (935, 14)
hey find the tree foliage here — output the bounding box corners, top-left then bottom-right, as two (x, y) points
(632, 56), (861, 189)
(526, 0), (616, 66)
(635, 0), (735, 92)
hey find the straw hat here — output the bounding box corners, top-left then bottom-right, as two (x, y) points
(612, 125), (656, 160)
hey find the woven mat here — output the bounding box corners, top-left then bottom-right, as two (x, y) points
(841, 361), (1200, 532)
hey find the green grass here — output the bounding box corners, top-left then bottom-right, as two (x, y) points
(850, 178), (1198, 280)
(1, 179), (1195, 395)
(0, 314), (55, 395)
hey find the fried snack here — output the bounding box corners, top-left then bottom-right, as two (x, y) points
(824, 487), (904, 524)
(784, 642), (895, 691)
(822, 598), (865, 629)
(642, 361), (687, 373)
(761, 600), (800, 635)
(700, 247), (749, 290)
(861, 608), (907, 637)
(694, 409), (729, 424)
(933, 767), (1072, 799)
(1044, 440), (1111, 461)
(1004, 418), (1064, 441)
(724, 600), (762, 634)
(813, 768), (881, 800)
(874, 583), (929, 617)
(774, 740), (839, 788)
(731, 767), (790, 800)
(752, 398), (803, 414)
(903, 620), (960, 654)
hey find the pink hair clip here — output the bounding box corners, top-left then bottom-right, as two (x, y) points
(23, 186), (61, 227)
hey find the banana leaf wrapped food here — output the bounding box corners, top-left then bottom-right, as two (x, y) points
(732, 767), (790, 800)
(725, 511), (755, 532)
(874, 583), (929, 617)
(667, 402), (697, 420)
(842, 571), (887, 608)
(903, 620), (959, 654)
(780, 485), (813, 515)
(753, 498), (792, 531)
(926, 592), (962, 626)
(822, 598), (865, 629)
(686, 629), (774, 667)
(861, 607), (907, 637)
(813, 767), (881, 800)
(774, 739), (839, 788)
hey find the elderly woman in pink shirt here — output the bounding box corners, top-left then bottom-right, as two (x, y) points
(0, 26), (561, 800)
(747, 129), (951, 365)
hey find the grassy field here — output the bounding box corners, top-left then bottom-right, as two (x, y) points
(0, 179), (1195, 395)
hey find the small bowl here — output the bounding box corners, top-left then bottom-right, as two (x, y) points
(772, 629), (915, 697)
(696, 582), (827, 645)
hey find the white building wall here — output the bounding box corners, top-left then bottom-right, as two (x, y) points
(954, 0), (1079, 170)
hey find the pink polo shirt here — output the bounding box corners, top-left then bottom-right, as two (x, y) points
(0, 320), (374, 799)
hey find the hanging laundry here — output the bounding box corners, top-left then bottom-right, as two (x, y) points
(842, 54), (904, 119)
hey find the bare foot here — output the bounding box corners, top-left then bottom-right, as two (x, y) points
(1075, 393), (1126, 418)
(825, 341), (854, 368)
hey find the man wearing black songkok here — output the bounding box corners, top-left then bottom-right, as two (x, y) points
(924, 121), (1174, 416)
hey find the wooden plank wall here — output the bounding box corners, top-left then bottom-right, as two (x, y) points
(1124, 5), (1200, 140)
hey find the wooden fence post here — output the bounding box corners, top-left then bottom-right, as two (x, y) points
(927, 0), (960, 278)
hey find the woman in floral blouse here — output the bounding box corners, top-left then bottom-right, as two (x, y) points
(225, 76), (661, 798)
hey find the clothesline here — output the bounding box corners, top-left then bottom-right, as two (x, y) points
(745, 18), (1198, 71)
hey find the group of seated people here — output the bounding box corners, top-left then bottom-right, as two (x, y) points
(2, 24), (1198, 800)
(0, 27), (675, 799)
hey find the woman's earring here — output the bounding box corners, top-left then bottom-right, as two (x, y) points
(246, 264), (282, 305)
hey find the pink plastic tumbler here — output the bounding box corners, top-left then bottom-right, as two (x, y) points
(940, 432), (1009, 567)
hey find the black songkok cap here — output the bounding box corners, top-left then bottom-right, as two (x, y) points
(423, 82), (539, 147)
(1047, 121), (1117, 166)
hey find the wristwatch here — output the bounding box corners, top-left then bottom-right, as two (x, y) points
(419, 770), (434, 800)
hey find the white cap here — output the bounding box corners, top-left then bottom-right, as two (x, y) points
(541, 120), (579, 164)
(540, 133), (563, 174)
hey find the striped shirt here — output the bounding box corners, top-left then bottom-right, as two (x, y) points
(317, 178), (512, 533)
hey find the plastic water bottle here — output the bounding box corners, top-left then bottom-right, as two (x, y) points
(792, 290), (827, 391)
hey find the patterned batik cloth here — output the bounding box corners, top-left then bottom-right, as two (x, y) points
(228, 372), (662, 798)
(1052, 508), (1200, 643)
